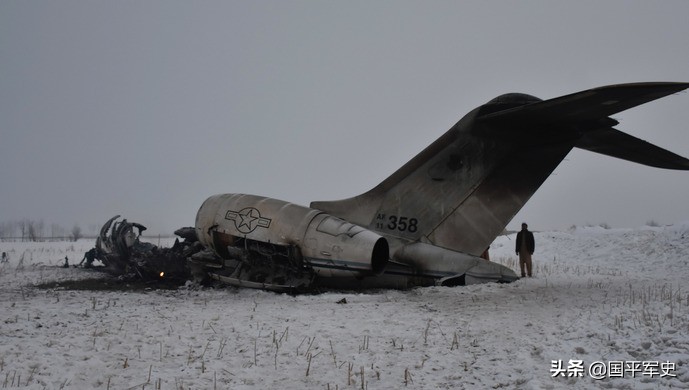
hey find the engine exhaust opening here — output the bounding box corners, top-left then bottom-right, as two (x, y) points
(371, 238), (389, 275)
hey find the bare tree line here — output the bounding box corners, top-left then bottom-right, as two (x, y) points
(0, 219), (91, 241)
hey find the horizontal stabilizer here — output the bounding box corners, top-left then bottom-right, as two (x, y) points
(576, 128), (689, 170)
(480, 82), (689, 124)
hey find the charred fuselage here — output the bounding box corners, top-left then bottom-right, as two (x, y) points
(90, 215), (200, 284)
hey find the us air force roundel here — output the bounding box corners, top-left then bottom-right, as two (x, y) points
(224, 207), (272, 234)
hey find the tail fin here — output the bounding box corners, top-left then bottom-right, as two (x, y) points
(311, 82), (689, 255)
(576, 127), (689, 169)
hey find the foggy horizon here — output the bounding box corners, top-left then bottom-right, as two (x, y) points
(2, 1), (689, 236)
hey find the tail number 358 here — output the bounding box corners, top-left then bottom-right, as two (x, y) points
(386, 216), (418, 233)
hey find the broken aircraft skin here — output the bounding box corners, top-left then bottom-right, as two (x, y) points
(191, 82), (689, 292)
(91, 215), (201, 284)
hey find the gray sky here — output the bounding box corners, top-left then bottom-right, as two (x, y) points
(2, 1), (689, 235)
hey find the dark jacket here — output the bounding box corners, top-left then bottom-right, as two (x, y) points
(515, 230), (535, 254)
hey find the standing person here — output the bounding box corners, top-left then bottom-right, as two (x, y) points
(515, 223), (535, 277)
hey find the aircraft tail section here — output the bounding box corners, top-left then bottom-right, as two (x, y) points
(575, 127), (689, 169)
(312, 82), (689, 256)
(311, 103), (574, 256)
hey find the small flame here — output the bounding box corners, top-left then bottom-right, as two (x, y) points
(159, 272), (165, 278)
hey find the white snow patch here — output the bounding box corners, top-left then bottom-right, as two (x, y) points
(2, 225), (689, 389)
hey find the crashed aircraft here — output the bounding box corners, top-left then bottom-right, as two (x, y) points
(91, 82), (689, 292)
(90, 215), (201, 284)
(190, 82), (689, 291)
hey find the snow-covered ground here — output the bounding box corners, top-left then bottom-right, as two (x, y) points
(2, 224), (689, 389)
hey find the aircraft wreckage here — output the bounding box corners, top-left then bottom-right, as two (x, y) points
(87, 82), (689, 292)
(84, 215), (200, 284)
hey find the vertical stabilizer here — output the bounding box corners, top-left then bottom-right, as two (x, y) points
(311, 83), (689, 256)
(310, 97), (562, 256)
